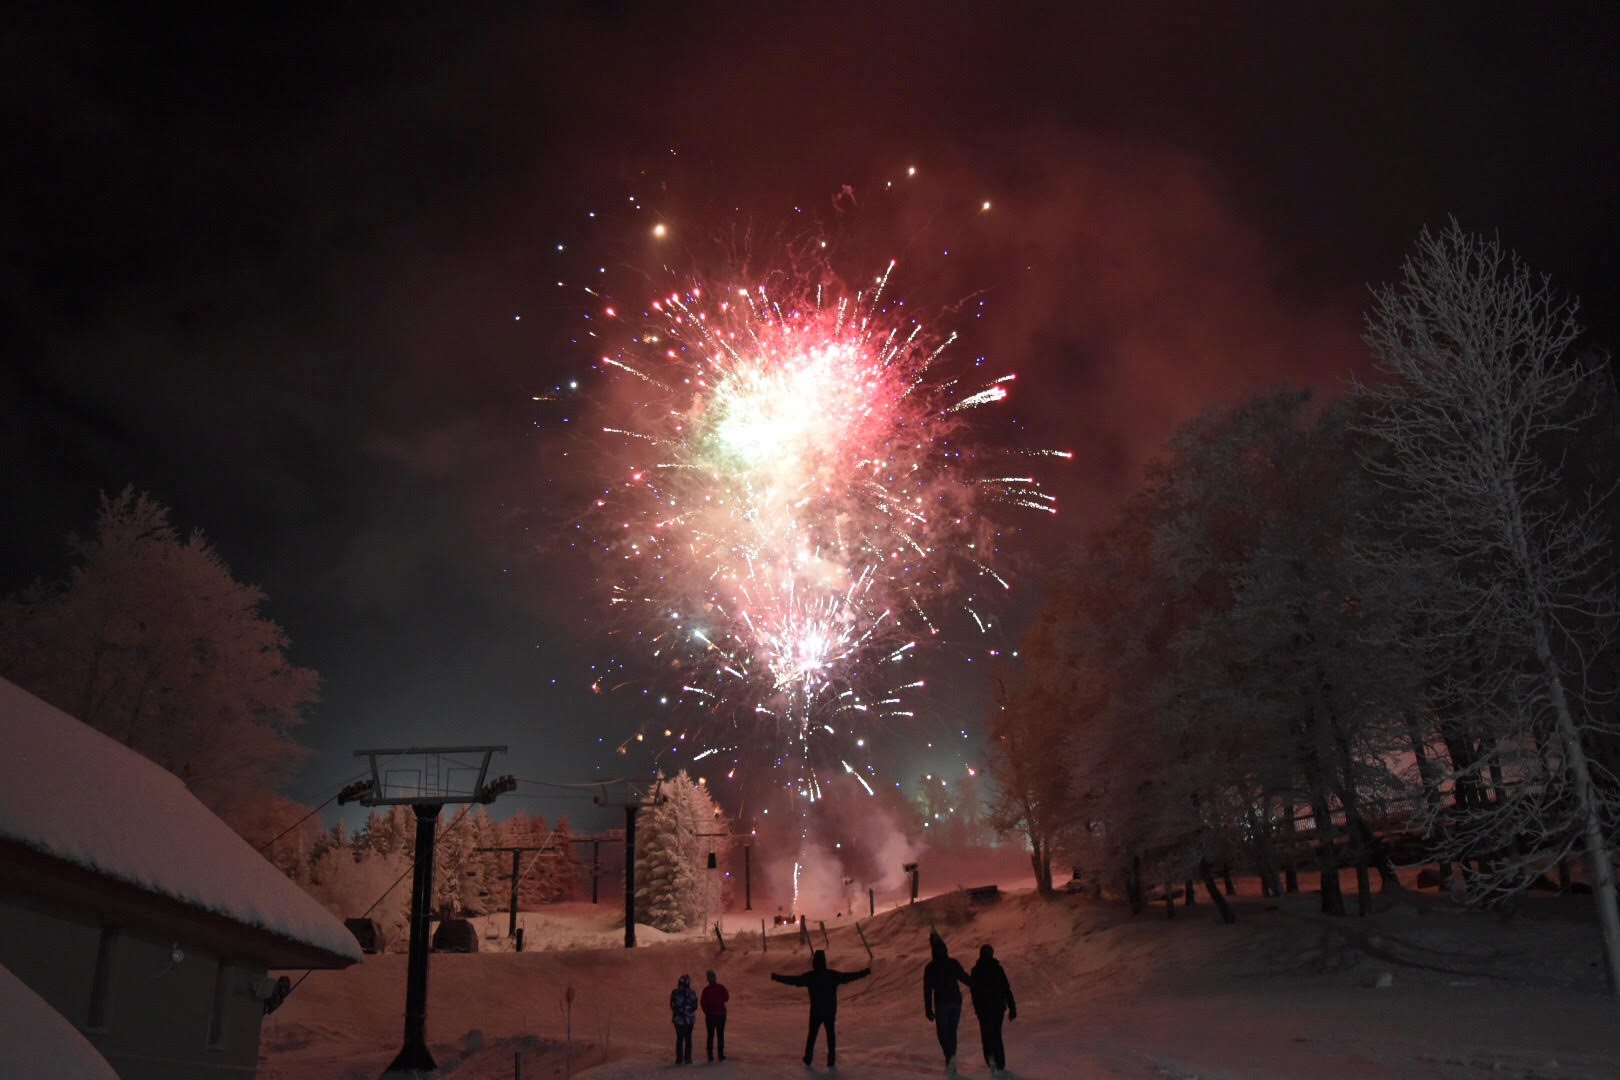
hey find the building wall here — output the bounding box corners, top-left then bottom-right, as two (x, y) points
(0, 895), (269, 1079)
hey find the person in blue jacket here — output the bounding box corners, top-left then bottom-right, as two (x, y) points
(669, 973), (698, 1065)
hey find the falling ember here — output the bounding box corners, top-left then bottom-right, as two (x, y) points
(582, 259), (1062, 793)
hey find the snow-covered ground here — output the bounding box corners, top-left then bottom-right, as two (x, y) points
(261, 882), (1620, 1079)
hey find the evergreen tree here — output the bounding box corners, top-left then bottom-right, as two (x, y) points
(635, 772), (726, 931)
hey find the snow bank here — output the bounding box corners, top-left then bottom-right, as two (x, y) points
(0, 677), (361, 964)
(0, 961), (118, 1079)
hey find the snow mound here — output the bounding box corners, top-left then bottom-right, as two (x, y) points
(0, 961), (118, 1079)
(0, 677), (361, 964)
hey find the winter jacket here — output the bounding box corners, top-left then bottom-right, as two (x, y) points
(670, 976), (698, 1026)
(700, 982), (729, 1016)
(771, 949), (870, 1018)
(922, 936), (972, 1016)
(969, 950), (1016, 1019)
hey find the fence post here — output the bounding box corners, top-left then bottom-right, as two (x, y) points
(714, 922), (726, 951)
(818, 920), (830, 947)
(855, 920), (873, 961)
(761, 918), (767, 952)
(799, 915), (810, 950)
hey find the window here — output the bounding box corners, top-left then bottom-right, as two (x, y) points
(86, 926), (117, 1030)
(207, 960), (229, 1048)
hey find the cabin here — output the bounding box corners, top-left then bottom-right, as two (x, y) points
(0, 677), (361, 1079)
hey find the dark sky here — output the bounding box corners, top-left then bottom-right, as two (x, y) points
(4, 3), (1618, 827)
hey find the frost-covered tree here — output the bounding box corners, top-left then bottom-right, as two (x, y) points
(985, 672), (1071, 895)
(1355, 221), (1620, 989)
(357, 805), (413, 859)
(635, 771), (727, 932)
(0, 488), (318, 833)
(306, 846), (412, 949)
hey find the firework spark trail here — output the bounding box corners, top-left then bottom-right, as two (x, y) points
(585, 263), (1061, 801)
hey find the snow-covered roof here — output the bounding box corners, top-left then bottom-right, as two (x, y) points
(0, 677), (362, 965)
(0, 961), (118, 1080)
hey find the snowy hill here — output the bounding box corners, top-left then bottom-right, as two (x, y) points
(259, 884), (1620, 1078)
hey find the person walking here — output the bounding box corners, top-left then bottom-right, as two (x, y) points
(923, 933), (973, 1074)
(969, 944), (1017, 1073)
(770, 949), (871, 1068)
(670, 973), (698, 1065)
(700, 969), (729, 1062)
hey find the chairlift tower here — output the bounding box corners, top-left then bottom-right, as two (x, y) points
(593, 778), (665, 948)
(350, 746), (514, 1079)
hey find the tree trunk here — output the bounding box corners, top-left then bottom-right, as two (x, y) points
(1327, 702), (1401, 894)
(1183, 878), (1195, 907)
(1355, 859), (1372, 916)
(1222, 866), (1236, 896)
(1302, 760), (1345, 915)
(1164, 881), (1175, 920)
(1280, 792), (1301, 893)
(1201, 861), (1236, 925)
(1243, 794), (1283, 898)
(1030, 836), (1054, 896)
(1127, 856), (1144, 915)
(1535, 621), (1620, 994)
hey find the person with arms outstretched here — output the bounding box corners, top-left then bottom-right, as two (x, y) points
(770, 949), (870, 1068)
(700, 969), (729, 1062)
(669, 973), (698, 1065)
(970, 943), (1017, 1073)
(922, 933), (973, 1073)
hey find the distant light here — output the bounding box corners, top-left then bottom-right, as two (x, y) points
(981, 200), (992, 212)
(653, 223), (668, 238)
(907, 165), (917, 177)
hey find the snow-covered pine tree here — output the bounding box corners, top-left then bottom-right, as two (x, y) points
(634, 771), (726, 931)
(433, 807), (475, 916)
(1355, 221), (1620, 991)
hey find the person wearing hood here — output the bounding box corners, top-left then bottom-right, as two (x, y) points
(770, 948), (871, 1067)
(670, 973), (698, 1065)
(969, 943), (1017, 1073)
(922, 933), (973, 1073)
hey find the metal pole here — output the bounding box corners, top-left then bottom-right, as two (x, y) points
(592, 839), (600, 905)
(508, 849), (521, 939)
(386, 802), (441, 1075)
(624, 806), (638, 948)
(743, 845), (752, 910)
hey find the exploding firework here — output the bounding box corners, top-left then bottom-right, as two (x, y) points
(584, 258), (1065, 798)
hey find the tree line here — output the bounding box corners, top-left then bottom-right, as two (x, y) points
(984, 223), (1620, 988)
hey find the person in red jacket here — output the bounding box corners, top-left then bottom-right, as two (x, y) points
(700, 969), (730, 1062)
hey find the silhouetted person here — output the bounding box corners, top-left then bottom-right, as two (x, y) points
(700, 969), (729, 1062)
(970, 944), (1017, 1073)
(922, 933), (973, 1073)
(670, 973), (697, 1065)
(770, 949), (870, 1068)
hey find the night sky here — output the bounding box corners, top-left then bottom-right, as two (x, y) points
(5, 4), (1619, 827)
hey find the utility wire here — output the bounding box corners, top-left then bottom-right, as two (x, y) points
(256, 772), (368, 854)
(283, 802), (477, 998)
